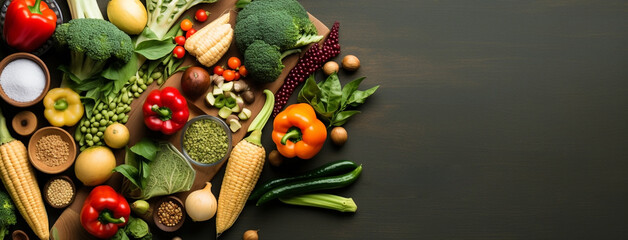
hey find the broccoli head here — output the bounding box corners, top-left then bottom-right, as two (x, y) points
(0, 191), (17, 240)
(244, 40), (300, 83)
(53, 18), (133, 82)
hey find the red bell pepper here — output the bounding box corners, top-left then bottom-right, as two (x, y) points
(3, 0), (57, 52)
(143, 86), (189, 135)
(80, 185), (131, 239)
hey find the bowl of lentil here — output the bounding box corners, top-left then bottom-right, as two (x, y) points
(181, 115), (232, 167)
(43, 175), (76, 209)
(153, 195), (185, 232)
(28, 127), (77, 174)
(0, 52), (50, 107)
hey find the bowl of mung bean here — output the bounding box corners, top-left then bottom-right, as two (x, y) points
(43, 175), (76, 209)
(28, 127), (77, 174)
(180, 115), (232, 167)
(153, 195), (185, 232)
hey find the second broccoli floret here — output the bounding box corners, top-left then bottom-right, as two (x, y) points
(0, 191), (16, 240)
(244, 40), (300, 83)
(53, 18), (134, 83)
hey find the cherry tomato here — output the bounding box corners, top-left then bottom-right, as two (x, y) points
(227, 57), (241, 69)
(223, 70), (235, 81)
(233, 72), (241, 81)
(180, 19), (193, 31)
(174, 36), (186, 46)
(195, 9), (209, 22)
(213, 65), (224, 75)
(173, 46), (185, 59)
(238, 65), (248, 77)
(186, 28), (197, 39)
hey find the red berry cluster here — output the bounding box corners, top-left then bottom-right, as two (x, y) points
(272, 22), (341, 117)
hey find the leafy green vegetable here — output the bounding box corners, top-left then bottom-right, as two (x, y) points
(123, 143), (196, 200)
(130, 138), (159, 161)
(124, 217), (149, 239)
(114, 139), (158, 189)
(0, 191), (17, 240)
(298, 73), (379, 127)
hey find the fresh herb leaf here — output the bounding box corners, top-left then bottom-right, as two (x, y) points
(331, 110), (360, 127)
(341, 77), (365, 107)
(130, 138), (159, 161)
(102, 54), (139, 93)
(347, 85), (380, 107)
(135, 39), (176, 60)
(297, 75), (321, 105)
(113, 164), (140, 188)
(318, 73), (342, 113)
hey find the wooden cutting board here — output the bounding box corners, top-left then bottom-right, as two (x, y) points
(50, 1), (330, 239)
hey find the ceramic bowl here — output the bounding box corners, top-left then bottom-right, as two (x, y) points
(28, 127), (76, 174)
(180, 115), (232, 167)
(153, 196), (186, 232)
(0, 53), (51, 107)
(43, 175), (76, 209)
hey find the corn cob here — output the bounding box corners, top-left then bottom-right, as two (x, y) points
(216, 90), (274, 236)
(0, 109), (48, 240)
(185, 12), (233, 67)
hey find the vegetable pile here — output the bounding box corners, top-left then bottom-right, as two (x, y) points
(0, 0), (381, 238)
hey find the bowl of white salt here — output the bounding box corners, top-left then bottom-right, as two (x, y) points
(0, 53), (50, 107)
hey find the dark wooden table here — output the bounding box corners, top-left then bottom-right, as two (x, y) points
(3, 0), (628, 239)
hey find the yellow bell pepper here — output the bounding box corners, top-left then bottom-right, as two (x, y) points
(43, 88), (84, 127)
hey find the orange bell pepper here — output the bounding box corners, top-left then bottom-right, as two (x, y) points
(272, 103), (327, 159)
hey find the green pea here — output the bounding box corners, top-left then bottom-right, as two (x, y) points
(108, 111), (115, 117)
(80, 126), (87, 133)
(157, 77), (164, 85)
(80, 146), (86, 152)
(112, 115), (118, 121)
(122, 94), (129, 103)
(137, 78), (144, 85)
(134, 92), (141, 98)
(151, 72), (162, 79)
(126, 98), (133, 105)
(125, 106), (131, 113)
(83, 120), (90, 127)
(100, 119), (107, 126)
(122, 115), (129, 123)
(85, 133), (93, 140)
(117, 107), (125, 114)
(99, 126), (107, 132)
(95, 113), (102, 121)
(137, 88), (144, 94)
(138, 71), (144, 77)
(131, 84), (138, 92)
(109, 102), (116, 110)
(93, 122), (100, 127)
(87, 140), (94, 147)
(140, 84), (147, 90)
(118, 113), (125, 120)
(129, 76), (137, 84)
(91, 127), (98, 134)
(146, 78), (154, 85)
(121, 88), (127, 94)
(90, 117), (96, 123)
(93, 136), (100, 143)
(96, 132), (103, 137)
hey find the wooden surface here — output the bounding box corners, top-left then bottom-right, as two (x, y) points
(1, 0), (628, 239)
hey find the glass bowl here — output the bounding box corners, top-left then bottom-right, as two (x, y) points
(180, 115), (232, 167)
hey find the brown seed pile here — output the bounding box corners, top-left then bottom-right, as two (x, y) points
(158, 200), (183, 227)
(36, 134), (70, 167)
(46, 178), (73, 207)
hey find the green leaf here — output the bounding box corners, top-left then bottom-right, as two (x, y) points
(297, 75), (321, 104)
(341, 77), (365, 107)
(113, 164), (141, 189)
(130, 138), (159, 161)
(73, 78), (104, 92)
(347, 85), (380, 107)
(81, 98), (96, 119)
(135, 39), (176, 60)
(331, 110), (361, 126)
(58, 65), (82, 84)
(318, 73), (342, 113)
(139, 27), (158, 40)
(102, 54), (140, 93)
(235, 0), (251, 8)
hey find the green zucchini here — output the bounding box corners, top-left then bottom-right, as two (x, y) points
(256, 165), (363, 206)
(248, 160), (359, 201)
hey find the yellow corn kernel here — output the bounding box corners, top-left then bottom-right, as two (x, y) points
(186, 12), (231, 52)
(216, 136), (265, 236)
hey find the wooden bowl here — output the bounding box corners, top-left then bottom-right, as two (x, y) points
(0, 52), (50, 107)
(12, 111), (38, 136)
(28, 127), (77, 174)
(11, 230), (29, 240)
(43, 175), (76, 209)
(153, 196), (186, 232)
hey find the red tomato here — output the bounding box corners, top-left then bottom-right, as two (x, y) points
(227, 57), (241, 69)
(223, 70), (235, 81)
(213, 65), (224, 75)
(234, 72), (240, 81)
(186, 29), (197, 39)
(238, 65), (248, 77)
(174, 36), (186, 46)
(180, 19), (193, 31)
(195, 9), (208, 22)
(173, 46), (185, 59)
